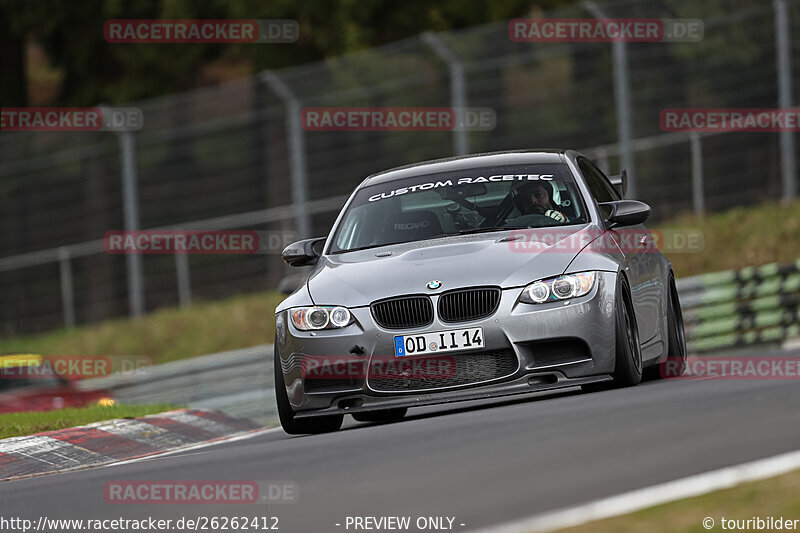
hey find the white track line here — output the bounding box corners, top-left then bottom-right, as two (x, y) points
(477, 448), (800, 532)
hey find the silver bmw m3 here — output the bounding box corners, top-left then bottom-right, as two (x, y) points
(274, 150), (687, 434)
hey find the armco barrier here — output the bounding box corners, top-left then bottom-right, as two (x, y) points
(77, 345), (275, 425)
(678, 260), (800, 353)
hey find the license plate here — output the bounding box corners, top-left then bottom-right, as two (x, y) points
(394, 327), (484, 357)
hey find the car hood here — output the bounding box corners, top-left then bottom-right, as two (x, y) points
(307, 225), (594, 307)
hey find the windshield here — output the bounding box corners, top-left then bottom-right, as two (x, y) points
(329, 163), (587, 253)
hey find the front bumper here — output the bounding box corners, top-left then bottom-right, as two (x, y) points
(275, 271), (618, 416)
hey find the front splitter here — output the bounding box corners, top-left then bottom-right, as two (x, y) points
(293, 372), (612, 418)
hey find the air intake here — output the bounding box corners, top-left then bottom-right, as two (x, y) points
(438, 287), (501, 323)
(371, 295), (434, 329)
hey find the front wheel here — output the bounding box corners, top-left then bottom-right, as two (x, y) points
(274, 347), (343, 435)
(646, 272), (687, 380)
(583, 274), (642, 391)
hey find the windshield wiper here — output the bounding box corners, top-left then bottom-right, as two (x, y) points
(450, 226), (530, 235)
(329, 241), (412, 254)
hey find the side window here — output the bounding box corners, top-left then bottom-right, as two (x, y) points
(578, 158), (620, 217)
(579, 158), (620, 202)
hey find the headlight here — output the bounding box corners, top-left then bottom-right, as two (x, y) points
(290, 306), (353, 330)
(520, 272), (596, 304)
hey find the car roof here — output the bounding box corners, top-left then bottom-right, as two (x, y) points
(362, 149), (569, 187)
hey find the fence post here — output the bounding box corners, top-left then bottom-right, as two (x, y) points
(690, 133), (705, 216)
(119, 130), (144, 317)
(58, 247), (76, 328)
(421, 32), (469, 156)
(175, 253), (191, 307)
(261, 71), (311, 239)
(775, 0), (796, 203)
(584, 1), (636, 198)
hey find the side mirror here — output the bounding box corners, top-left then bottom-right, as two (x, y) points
(599, 200), (651, 227)
(608, 170), (627, 198)
(282, 237), (326, 267)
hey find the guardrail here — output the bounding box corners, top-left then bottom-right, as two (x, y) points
(678, 260), (800, 353)
(77, 344), (275, 425)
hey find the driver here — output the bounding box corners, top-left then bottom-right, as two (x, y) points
(514, 181), (568, 223)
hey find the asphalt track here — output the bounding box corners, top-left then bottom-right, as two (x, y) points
(3, 349), (800, 532)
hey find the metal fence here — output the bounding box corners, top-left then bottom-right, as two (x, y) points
(2, 0), (799, 335)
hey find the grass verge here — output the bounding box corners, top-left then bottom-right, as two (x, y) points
(557, 467), (800, 533)
(0, 291), (286, 366)
(0, 404), (179, 439)
(659, 200), (800, 277)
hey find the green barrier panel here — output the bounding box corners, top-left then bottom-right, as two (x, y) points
(702, 286), (740, 306)
(689, 324), (800, 353)
(679, 260), (800, 352)
(689, 309), (793, 339)
(689, 333), (737, 352)
(684, 295), (800, 322)
(700, 270), (737, 287)
(687, 302), (738, 322)
(690, 317), (740, 338)
(682, 261), (800, 294)
(682, 275), (800, 310)
(751, 295), (782, 312)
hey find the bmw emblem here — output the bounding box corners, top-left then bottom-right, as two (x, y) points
(426, 280), (442, 290)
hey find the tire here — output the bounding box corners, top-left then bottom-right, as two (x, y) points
(274, 346), (343, 435)
(582, 274), (642, 391)
(645, 272), (687, 380)
(352, 408), (408, 423)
